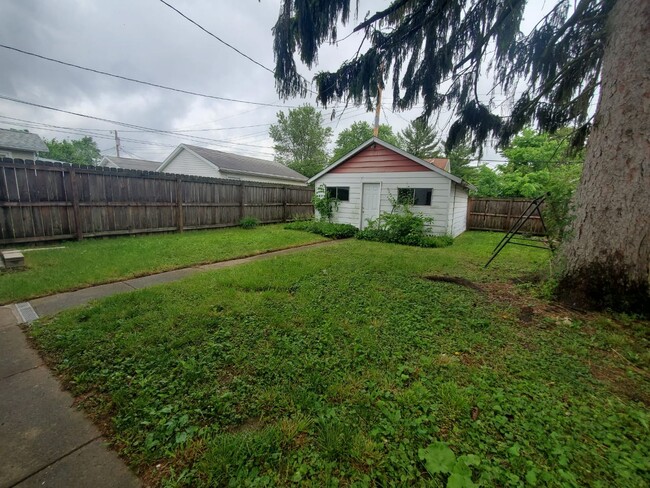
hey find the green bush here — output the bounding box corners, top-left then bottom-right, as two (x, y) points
(312, 184), (339, 222)
(239, 217), (259, 229)
(284, 220), (357, 239)
(357, 205), (453, 248)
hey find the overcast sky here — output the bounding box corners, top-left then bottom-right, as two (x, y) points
(0, 1), (549, 165)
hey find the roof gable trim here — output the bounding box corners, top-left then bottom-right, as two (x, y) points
(158, 144), (221, 172)
(309, 137), (474, 190)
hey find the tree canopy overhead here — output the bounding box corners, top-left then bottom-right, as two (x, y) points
(273, 0), (610, 152)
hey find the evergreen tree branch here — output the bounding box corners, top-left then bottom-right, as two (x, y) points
(353, 0), (412, 33)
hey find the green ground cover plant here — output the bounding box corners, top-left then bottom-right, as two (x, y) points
(239, 217), (260, 229)
(0, 225), (326, 304)
(284, 220), (358, 239)
(29, 232), (649, 486)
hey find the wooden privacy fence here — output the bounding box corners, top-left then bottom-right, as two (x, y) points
(467, 197), (547, 235)
(0, 159), (314, 245)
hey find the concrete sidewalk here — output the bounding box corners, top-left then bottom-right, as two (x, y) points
(17, 239), (342, 321)
(0, 306), (140, 488)
(1, 239), (342, 487)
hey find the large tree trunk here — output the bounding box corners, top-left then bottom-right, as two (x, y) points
(557, 0), (649, 314)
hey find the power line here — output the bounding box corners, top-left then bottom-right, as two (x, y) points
(156, 0), (330, 98)
(118, 123), (273, 133)
(0, 94), (275, 153)
(0, 43), (295, 109)
(0, 117), (274, 160)
(158, 0), (275, 75)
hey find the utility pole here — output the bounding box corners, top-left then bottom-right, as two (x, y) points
(114, 130), (121, 157)
(372, 84), (383, 137)
(373, 65), (384, 137)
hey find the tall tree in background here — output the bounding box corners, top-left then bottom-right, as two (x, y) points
(272, 0), (649, 313)
(331, 121), (399, 161)
(398, 120), (442, 159)
(447, 144), (476, 181)
(501, 128), (583, 174)
(269, 105), (332, 178)
(40, 136), (100, 166)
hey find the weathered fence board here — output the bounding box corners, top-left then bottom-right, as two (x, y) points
(467, 197), (546, 235)
(0, 159), (314, 245)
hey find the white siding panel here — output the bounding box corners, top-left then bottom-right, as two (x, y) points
(449, 185), (469, 237)
(313, 171), (453, 234)
(161, 148), (221, 178)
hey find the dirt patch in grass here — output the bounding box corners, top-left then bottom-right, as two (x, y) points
(227, 417), (264, 434)
(591, 363), (650, 406)
(424, 275), (482, 291)
(482, 282), (581, 325)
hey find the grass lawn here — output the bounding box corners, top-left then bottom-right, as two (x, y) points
(0, 225), (327, 304)
(30, 232), (649, 487)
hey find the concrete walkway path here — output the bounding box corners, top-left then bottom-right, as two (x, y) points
(16, 239), (342, 321)
(0, 239), (341, 487)
(0, 306), (140, 488)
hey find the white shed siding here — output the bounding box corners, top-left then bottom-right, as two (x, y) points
(161, 148), (221, 178)
(449, 185), (469, 237)
(313, 171), (453, 235)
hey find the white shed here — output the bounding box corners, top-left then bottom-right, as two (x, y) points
(309, 138), (474, 237)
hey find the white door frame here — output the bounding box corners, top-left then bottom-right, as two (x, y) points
(359, 182), (382, 229)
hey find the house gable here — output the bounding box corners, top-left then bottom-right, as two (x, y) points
(330, 143), (430, 173)
(159, 146), (221, 178)
(309, 138), (473, 190)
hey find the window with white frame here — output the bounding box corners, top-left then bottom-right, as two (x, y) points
(326, 186), (350, 201)
(397, 188), (432, 206)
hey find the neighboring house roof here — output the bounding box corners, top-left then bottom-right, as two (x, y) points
(309, 138), (475, 190)
(425, 158), (450, 171)
(99, 156), (162, 172)
(0, 129), (48, 153)
(159, 144), (308, 183)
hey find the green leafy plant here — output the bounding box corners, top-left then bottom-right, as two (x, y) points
(418, 442), (480, 487)
(284, 220), (357, 239)
(239, 217), (259, 229)
(357, 194), (453, 248)
(312, 184), (339, 222)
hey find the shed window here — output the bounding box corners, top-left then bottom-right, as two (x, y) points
(397, 188), (432, 206)
(326, 186), (350, 201)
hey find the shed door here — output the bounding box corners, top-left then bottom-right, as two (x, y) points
(361, 183), (381, 229)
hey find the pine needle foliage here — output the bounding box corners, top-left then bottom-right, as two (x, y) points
(273, 0), (612, 152)
(398, 119), (443, 159)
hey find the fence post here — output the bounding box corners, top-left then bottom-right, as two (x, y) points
(505, 199), (514, 231)
(239, 180), (245, 221)
(176, 177), (184, 232)
(69, 167), (83, 240)
(282, 186), (288, 222)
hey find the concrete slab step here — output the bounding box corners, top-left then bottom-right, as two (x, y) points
(2, 250), (25, 269)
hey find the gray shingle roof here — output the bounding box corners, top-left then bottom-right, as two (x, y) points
(184, 145), (308, 182)
(0, 129), (48, 152)
(102, 156), (161, 172)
